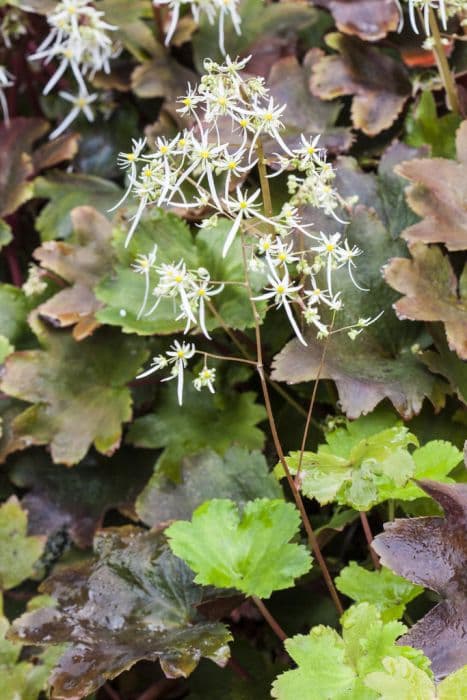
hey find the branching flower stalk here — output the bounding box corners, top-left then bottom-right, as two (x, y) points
(114, 55), (384, 615)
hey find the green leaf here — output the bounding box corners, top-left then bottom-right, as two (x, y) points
(136, 447), (282, 528)
(438, 665), (467, 699)
(272, 603), (431, 700)
(278, 423), (418, 510)
(364, 656), (436, 699)
(0, 496), (45, 590)
(0, 284), (30, 348)
(127, 377), (265, 477)
(167, 498), (312, 598)
(0, 220), (12, 250)
(335, 562), (423, 621)
(272, 626), (356, 699)
(96, 211), (265, 334)
(34, 172), (121, 241)
(9, 527), (232, 698)
(0, 315), (147, 465)
(405, 90), (462, 159)
(379, 440), (462, 502)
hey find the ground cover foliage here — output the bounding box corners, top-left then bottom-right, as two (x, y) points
(0, 0), (467, 698)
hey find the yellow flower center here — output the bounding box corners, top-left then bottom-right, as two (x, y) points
(178, 139), (186, 147)
(174, 275), (183, 283)
(239, 201), (248, 209)
(197, 289), (206, 296)
(228, 161), (237, 170)
(217, 97), (227, 106)
(239, 118), (248, 127)
(182, 97), (192, 106)
(276, 285), (285, 294)
(307, 146), (315, 155)
(200, 150), (210, 159)
(177, 350), (185, 358)
(76, 97), (87, 109)
(326, 244), (334, 252)
(278, 253), (286, 261)
(159, 145), (169, 154)
(143, 168), (152, 178)
(264, 113), (273, 121)
(126, 153), (136, 161)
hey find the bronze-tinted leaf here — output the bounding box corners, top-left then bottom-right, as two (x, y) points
(310, 33), (411, 135)
(8, 527), (232, 698)
(0, 118), (47, 218)
(0, 315), (147, 465)
(373, 481), (467, 678)
(396, 121), (467, 251)
(9, 448), (153, 548)
(0, 118), (78, 218)
(385, 243), (467, 360)
(34, 206), (114, 339)
(264, 52), (353, 155)
(315, 0), (400, 41)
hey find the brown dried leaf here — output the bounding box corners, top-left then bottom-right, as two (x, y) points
(373, 481), (467, 678)
(131, 56), (197, 100)
(8, 527), (232, 698)
(396, 121), (467, 251)
(34, 206), (114, 339)
(385, 243), (467, 360)
(315, 0), (400, 41)
(310, 33), (411, 135)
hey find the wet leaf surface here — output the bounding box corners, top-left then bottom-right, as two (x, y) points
(310, 33), (411, 135)
(9, 527), (232, 698)
(373, 481), (467, 678)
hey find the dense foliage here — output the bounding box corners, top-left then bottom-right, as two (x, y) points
(0, 0), (466, 698)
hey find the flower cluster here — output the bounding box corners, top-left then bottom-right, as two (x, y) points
(0, 65), (14, 125)
(154, 0), (242, 55)
(124, 56), (381, 402)
(29, 0), (119, 138)
(137, 340), (215, 405)
(401, 0), (464, 34)
(132, 243), (224, 338)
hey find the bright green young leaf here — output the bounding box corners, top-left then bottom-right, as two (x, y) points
(378, 440), (462, 502)
(272, 626), (357, 699)
(33, 172), (121, 240)
(335, 562), (423, 621)
(0, 315), (147, 465)
(167, 498), (312, 598)
(96, 211), (265, 334)
(272, 603), (431, 700)
(136, 447), (282, 528)
(127, 377), (265, 476)
(0, 284), (30, 348)
(364, 656), (436, 699)
(0, 496), (45, 590)
(9, 527), (232, 698)
(438, 665), (467, 699)
(278, 425), (418, 510)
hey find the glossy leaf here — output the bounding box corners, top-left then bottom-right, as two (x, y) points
(9, 527), (232, 698)
(373, 481), (467, 677)
(167, 498), (312, 598)
(404, 91), (462, 159)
